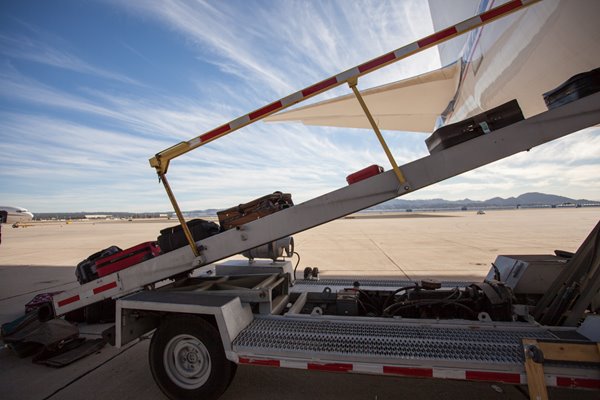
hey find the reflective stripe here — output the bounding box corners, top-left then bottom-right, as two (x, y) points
(57, 295), (80, 307)
(417, 26), (458, 48)
(302, 77), (338, 97)
(239, 357), (280, 367)
(249, 101), (283, 120)
(556, 377), (600, 389)
(465, 370), (521, 384)
(200, 124), (230, 143)
(383, 366), (433, 378)
(481, 0), (522, 22)
(93, 281), (118, 295)
(307, 362), (353, 372)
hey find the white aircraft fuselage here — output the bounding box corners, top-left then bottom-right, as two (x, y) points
(0, 206), (34, 224)
(440, 0), (600, 128)
(267, 0), (600, 134)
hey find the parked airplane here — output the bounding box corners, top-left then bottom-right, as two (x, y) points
(266, 0), (600, 134)
(0, 206), (34, 224)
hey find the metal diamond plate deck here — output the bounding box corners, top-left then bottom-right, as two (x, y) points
(233, 316), (556, 366)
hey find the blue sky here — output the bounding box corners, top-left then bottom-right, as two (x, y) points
(0, 0), (598, 213)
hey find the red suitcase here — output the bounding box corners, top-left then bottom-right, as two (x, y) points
(96, 241), (161, 277)
(346, 165), (384, 185)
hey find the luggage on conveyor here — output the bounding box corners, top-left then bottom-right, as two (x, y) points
(96, 241), (161, 277)
(75, 245), (122, 284)
(218, 191), (293, 230)
(543, 67), (600, 110)
(157, 219), (220, 253)
(346, 165), (384, 185)
(425, 99), (524, 154)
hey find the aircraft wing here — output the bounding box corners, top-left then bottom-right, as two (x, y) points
(265, 62), (460, 133)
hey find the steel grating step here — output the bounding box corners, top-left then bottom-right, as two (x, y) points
(233, 316), (556, 367)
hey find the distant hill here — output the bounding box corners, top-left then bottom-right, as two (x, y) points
(32, 193), (599, 219)
(367, 192), (600, 211)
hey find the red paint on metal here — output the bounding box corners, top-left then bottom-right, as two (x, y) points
(93, 281), (118, 295)
(417, 26), (458, 48)
(307, 363), (353, 372)
(238, 357), (281, 367)
(465, 370), (521, 384)
(249, 101), (283, 120)
(200, 124), (231, 143)
(481, 0), (522, 22)
(556, 377), (600, 389)
(302, 77), (338, 97)
(383, 366), (433, 378)
(57, 295), (80, 307)
(358, 52), (396, 73)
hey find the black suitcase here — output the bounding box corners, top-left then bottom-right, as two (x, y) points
(157, 219), (220, 253)
(425, 99), (524, 154)
(543, 67), (600, 110)
(75, 245), (122, 284)
(217, 191), (293, 230)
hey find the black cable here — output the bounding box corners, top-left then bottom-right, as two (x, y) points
(382, 285), (418, 311)
(293, 251), (301, 279)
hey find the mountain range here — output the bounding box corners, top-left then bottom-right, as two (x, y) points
(33, 192), (599, 219)
(368, 192), (600, 211)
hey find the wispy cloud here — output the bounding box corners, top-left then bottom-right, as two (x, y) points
(0, 33), (142, 86)
(1, 1), (598, 213)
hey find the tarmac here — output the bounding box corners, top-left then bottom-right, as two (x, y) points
(0, 208), (598, 400)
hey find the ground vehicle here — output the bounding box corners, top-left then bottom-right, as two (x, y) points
(51, 2), (600, 399)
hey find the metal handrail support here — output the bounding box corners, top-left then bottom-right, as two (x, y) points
(348, 78), (408, 188)
(159, 173), (200, 257)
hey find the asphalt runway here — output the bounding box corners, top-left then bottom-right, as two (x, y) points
(1, 208), (598, 399)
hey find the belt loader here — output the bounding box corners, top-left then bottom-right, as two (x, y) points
(51, 1), (600, 399)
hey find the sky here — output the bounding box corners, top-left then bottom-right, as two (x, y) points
(0, 0), (598, 213)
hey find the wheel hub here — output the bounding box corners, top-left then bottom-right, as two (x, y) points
(164, 334), (212, 389)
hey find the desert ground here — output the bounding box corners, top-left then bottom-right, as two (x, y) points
(0, 208), (598, 400)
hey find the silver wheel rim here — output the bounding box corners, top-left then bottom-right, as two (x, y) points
(163, 334), (211, 389)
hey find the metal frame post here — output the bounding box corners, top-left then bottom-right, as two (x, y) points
(159, 173), (199, 257)
(348, 79), (408, 187)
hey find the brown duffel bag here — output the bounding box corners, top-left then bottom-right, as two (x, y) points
(217, 191), (293, 230)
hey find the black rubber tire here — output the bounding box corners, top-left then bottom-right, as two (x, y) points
(149, 315), (235, 400)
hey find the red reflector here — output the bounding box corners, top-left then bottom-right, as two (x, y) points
(302, 77), (338, 97)
(249, 101), (283, 120)
(358, 52), (396, 73)
(481, 0), (522, 22)
(383, 366), (433, 378)
(417, 26), (458, 48)
(93, 281), (118, 295)
(200, 124), (231, 143)
(465, 370), (521, 384)
(238, 357), (280, 367)
(307, 363), (353, 372)
(556, 377), (600, 389)
(57, 295), (80, 307)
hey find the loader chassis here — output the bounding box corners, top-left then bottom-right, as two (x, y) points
(46, 1), (600, 398)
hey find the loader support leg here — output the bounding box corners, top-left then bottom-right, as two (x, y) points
(349, 79), (408, 188)
(159, 173), (199, 257)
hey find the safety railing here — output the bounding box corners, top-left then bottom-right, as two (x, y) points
(148, 0), (541, 256)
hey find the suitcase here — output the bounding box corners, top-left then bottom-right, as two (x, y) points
(425, 99), (524, 154)
(543, 67), (600, 110)
(75, 245), (122, 284)
(218, 191), (293, 230)
(157, 219), (220, 253)
(346, 165), (384, 185)
(96, 241), (161, 277)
